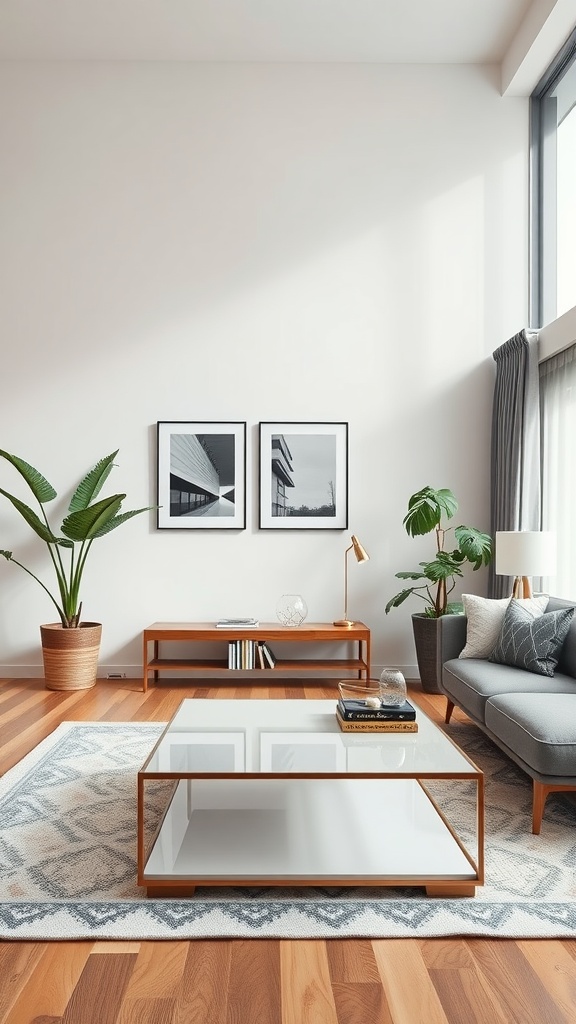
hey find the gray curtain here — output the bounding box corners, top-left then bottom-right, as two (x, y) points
(489, 329), (541, 598)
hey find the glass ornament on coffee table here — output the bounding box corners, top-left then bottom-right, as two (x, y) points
(379, 667), (408, 707)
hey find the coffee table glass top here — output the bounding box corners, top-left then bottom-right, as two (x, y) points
(141, 699), (478, 777)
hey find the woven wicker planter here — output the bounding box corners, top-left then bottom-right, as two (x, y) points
(40, 622), (102, 691)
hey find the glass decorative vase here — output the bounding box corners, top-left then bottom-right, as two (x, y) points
(276, 594), (308, 626)
(379, 667), (407, 707)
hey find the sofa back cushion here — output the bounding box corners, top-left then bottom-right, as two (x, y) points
(489, 599), (574, 677)
(547, 597), (576, 677)
(458, 593), (548, 659)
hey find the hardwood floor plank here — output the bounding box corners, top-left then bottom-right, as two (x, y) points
(226, 940), (281, 1024)
(2, 943), (94, 1024)
(119, 942), (189, 1003)
(61, 952), (137, 1024)
(517, 940), (576, 1020)
(372, 939), (450, 1024)
(0, 943), (46, 1024)
(173, 941), (232, 1024)
(326, 939), (381, 983)
(419, 938), (474, 969)
(280, 940), (339, 1024)
(330, 982), (393, 1024)
(117, 997), (175, 1024)
(428, 966), (510, 1024)
(466, 939), (569, 1024)
(91, 942), (142, 953)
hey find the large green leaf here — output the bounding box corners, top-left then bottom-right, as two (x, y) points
(455, 525), (492, 569)
(0, 450), (56, 503)
(0, 487), (59, 543)
(68, 451), (119, 514)
(394, 570), (429, 581)
(89, 505), (153, 538)
(385, 588), (422, 613)
(61, 494), (124, 541)
(403, 486), (458, 537)
(419, 554), (465, 582)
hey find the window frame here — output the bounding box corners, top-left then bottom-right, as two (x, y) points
(530, 27), (576, 329)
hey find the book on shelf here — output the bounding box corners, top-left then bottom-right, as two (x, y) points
(335, 710), (418, 733)
(256, 642), (266, 670)
(260, 642), (276, 668)
(216, 617), (259, 628)
(337, 698), (416, 722)
(228, 639), (258, 668)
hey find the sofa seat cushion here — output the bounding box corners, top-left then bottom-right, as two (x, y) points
(485, 693), (576, 777)
(442, 658), (576, 725)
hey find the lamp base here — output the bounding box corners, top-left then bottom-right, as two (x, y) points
(512, 576), (533, 599)
(333, 618), (356, 627)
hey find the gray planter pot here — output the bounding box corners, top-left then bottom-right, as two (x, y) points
(411, 613), (466, 694)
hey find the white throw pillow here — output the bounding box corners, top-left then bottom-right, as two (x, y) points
(458, 593), (549, 659)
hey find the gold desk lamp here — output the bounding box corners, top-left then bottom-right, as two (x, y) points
(334, 534), (370, 627)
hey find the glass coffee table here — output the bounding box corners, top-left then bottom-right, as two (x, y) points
(137, 699), (484, 897)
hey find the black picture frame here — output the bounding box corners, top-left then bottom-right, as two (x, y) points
(258, 421), (348, 530)
(157, 421), (246, 530)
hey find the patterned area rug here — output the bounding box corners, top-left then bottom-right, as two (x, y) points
(1, 720), (576, 940)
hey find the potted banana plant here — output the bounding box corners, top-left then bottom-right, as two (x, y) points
(385, 486), (492, 692)
(0, 448), (152, 690)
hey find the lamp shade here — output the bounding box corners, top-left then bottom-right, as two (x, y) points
(495, 531), (557, 577)
(351, 534), (369, 563)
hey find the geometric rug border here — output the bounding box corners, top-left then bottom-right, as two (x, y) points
(2, 899), (576, 940)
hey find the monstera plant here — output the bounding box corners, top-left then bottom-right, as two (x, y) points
(0, 448), (152, 689)
(385, 486), (492, 694)
(385, 486), (492, 618)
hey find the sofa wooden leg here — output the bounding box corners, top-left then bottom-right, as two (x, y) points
(532, 781), (548, 835)
(445, 699), (455, 724)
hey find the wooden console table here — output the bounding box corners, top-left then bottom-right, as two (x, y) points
(142, 621), (371, 692)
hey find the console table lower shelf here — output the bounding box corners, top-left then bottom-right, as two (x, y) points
(138, 778), (480, 898)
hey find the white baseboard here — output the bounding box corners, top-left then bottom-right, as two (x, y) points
(1, 663), (421, 683)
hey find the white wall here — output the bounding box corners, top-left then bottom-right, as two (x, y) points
(0, 61), (528, 676)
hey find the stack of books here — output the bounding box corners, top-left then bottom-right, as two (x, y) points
(336, 697), (418, 733)
(227, 640), (276, 668)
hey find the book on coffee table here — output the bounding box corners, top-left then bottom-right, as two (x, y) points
(335, 710), (418, 733)
(337, 698), (416, 721)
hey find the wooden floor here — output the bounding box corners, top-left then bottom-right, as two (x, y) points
(1, 676), (576, 1024)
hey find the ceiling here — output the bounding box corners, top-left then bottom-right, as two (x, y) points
(0, 0), (535, 63)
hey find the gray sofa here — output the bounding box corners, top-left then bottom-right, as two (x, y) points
(438, 596), (576, 833)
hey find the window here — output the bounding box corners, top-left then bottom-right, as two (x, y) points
(532, 30), (576, 599)
(539, 345), (576, 599)
(531, 29), (576, 328)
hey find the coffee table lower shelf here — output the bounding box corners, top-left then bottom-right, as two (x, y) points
(139, 777), (481, 898)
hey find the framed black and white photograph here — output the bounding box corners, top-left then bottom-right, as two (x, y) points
(157, 421), (246, 529)
(258, 422), (348, 530)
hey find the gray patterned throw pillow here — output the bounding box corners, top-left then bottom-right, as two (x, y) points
(489, 598), (574, 676)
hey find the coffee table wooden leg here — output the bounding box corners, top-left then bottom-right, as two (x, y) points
(425, 884), (476, 897)
(146, 885), (197, 898)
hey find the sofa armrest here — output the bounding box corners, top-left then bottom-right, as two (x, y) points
(437, 614), (468, 666)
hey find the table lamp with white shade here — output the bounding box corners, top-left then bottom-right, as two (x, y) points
(495, 531), (557, 598)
